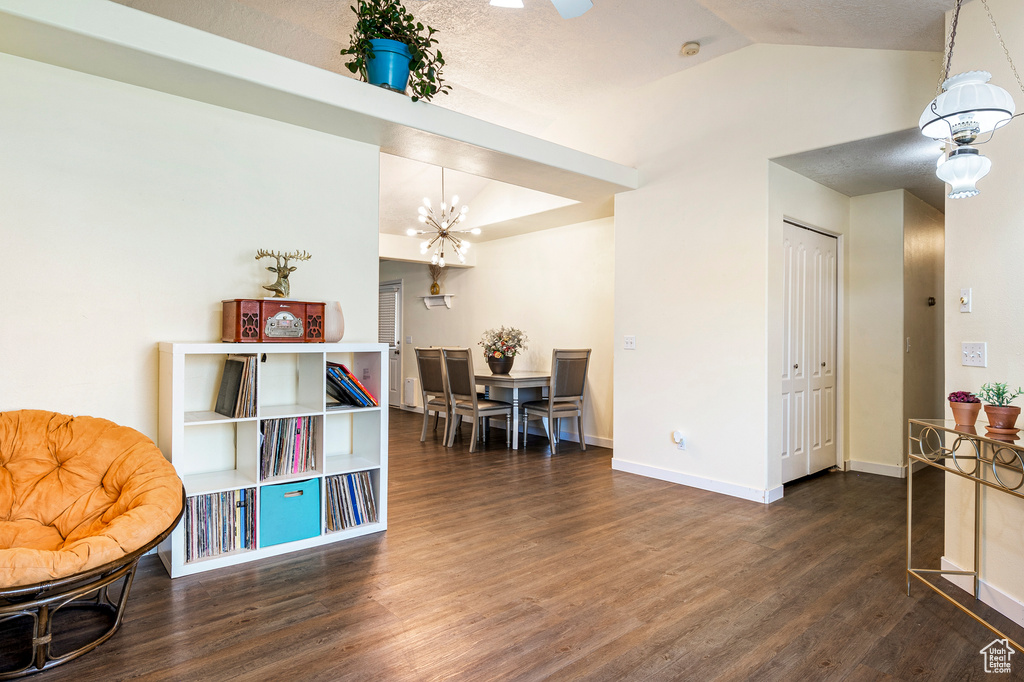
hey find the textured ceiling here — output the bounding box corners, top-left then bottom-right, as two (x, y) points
(772, 129), (946, 212)
(110, 0), (954, 231)
(696, 0), (951, 52)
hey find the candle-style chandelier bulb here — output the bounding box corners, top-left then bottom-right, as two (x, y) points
(413, 167), (480, 267)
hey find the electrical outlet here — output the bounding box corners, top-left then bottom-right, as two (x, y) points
(624, 335), (636, 350)
(962, 342), (987, 367)
(672, 430), (685, 450)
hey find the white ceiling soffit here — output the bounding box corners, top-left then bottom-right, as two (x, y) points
(772, 128), (947, 213)
(0, 0), (636, 207)
(378, 153), (579, 241)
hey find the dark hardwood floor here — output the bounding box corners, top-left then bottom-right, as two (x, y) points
(17, 409), (1024, 680)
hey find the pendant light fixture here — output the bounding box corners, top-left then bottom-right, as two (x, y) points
(919, 0), (1023, 199)
(406, 168), (480, 267)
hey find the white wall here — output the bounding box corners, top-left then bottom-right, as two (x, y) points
(847, 191), (907, 472)
(605, 44), (937, 501)
(379, 217), (614, 445)
(0, 53), (380, 440)
(941, 0), (1024, 626)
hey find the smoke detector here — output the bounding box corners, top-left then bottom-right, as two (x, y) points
(681, 41), (700, 57)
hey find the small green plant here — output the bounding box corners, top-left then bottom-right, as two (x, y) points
(976, 382), (1024, 406)
(339, 0), (450, 102)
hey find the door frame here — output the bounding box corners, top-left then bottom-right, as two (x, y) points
(782, 218), (845, 474)
(380, 279), (403, 408)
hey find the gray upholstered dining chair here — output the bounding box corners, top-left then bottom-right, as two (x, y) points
(414, 347), (451, 443)
(442, 347), (512, 452)
(522, 348), (591, 453)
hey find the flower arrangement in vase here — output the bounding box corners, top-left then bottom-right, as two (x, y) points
(947, 390), (981, 426)
(976, 382), (1024, 433)
(479, 326), (528, 374)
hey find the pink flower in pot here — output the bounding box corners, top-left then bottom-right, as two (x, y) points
(948, 390), (981, 427)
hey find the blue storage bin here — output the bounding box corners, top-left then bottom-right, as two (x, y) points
(259, 478), (321, 548)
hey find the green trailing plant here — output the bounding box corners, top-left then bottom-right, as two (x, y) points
(339, 0), (451, 102)
(976, 382), (1024, 407)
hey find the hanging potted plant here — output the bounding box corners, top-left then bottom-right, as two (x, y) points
(977, 382), (1024, 431)
(947, 390), (982, 426)
(339, 0), (451, 102)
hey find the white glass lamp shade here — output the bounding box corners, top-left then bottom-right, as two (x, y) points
(936, 147), (992, 199)
(920, 71), (1015, 142)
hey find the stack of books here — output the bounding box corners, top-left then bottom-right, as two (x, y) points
(214, 354), (258, 418)
(260, 417), (317, 480)
(325, 471), (378, 531)
(326, 362), (379, 410)
(184, 488), (256, 562)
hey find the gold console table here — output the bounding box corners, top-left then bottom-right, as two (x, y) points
(907, 418), (1023, 650)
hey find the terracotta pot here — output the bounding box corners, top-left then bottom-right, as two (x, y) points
(949, 400), (981, 426)
(983, 404), (1021, 430)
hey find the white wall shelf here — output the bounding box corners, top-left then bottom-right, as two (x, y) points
(157, 341), (388, 578)
(421, 294), (454, 309)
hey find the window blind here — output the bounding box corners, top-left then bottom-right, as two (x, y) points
(378, 287), (399, 347)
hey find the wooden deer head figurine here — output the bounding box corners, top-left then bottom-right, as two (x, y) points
(255, 249), (311, 298)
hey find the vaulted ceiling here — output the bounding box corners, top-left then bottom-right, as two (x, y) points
(111, 0), (953, 230)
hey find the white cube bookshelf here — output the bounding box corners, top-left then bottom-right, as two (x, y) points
(157, 342), (388, 578)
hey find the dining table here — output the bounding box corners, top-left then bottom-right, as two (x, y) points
(474, 369), (550, 449)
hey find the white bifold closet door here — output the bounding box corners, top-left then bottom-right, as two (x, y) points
(782, 222), (837, 483)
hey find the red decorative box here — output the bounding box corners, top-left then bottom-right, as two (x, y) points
(222, 299), (325, 343)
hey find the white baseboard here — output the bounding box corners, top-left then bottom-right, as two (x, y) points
(398, 405), (613, 449)
(848, 459), (906, 478)
(940, 556), (1024, 629)
(611, 459), (784, 504)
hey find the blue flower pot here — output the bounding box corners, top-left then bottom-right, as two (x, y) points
(366, 38), (412, 92)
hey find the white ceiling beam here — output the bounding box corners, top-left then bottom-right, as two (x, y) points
(0, 0), (637, 203)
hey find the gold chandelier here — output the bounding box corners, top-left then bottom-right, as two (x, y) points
(406, 168), (480, 267)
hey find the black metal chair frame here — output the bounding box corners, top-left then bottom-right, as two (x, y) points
(0, 491), (184, 679)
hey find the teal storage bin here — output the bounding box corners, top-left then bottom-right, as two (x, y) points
(260, 478), (321, 548)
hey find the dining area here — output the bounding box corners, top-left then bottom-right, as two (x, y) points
(413, 327), (592, 454)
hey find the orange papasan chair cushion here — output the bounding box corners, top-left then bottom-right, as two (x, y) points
(0, 410), (183, 588)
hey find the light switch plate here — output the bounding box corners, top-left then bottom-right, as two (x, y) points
(962, 342), (987, 367)
(960, 288), (972, 313)
(624, 335), (636, 350)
